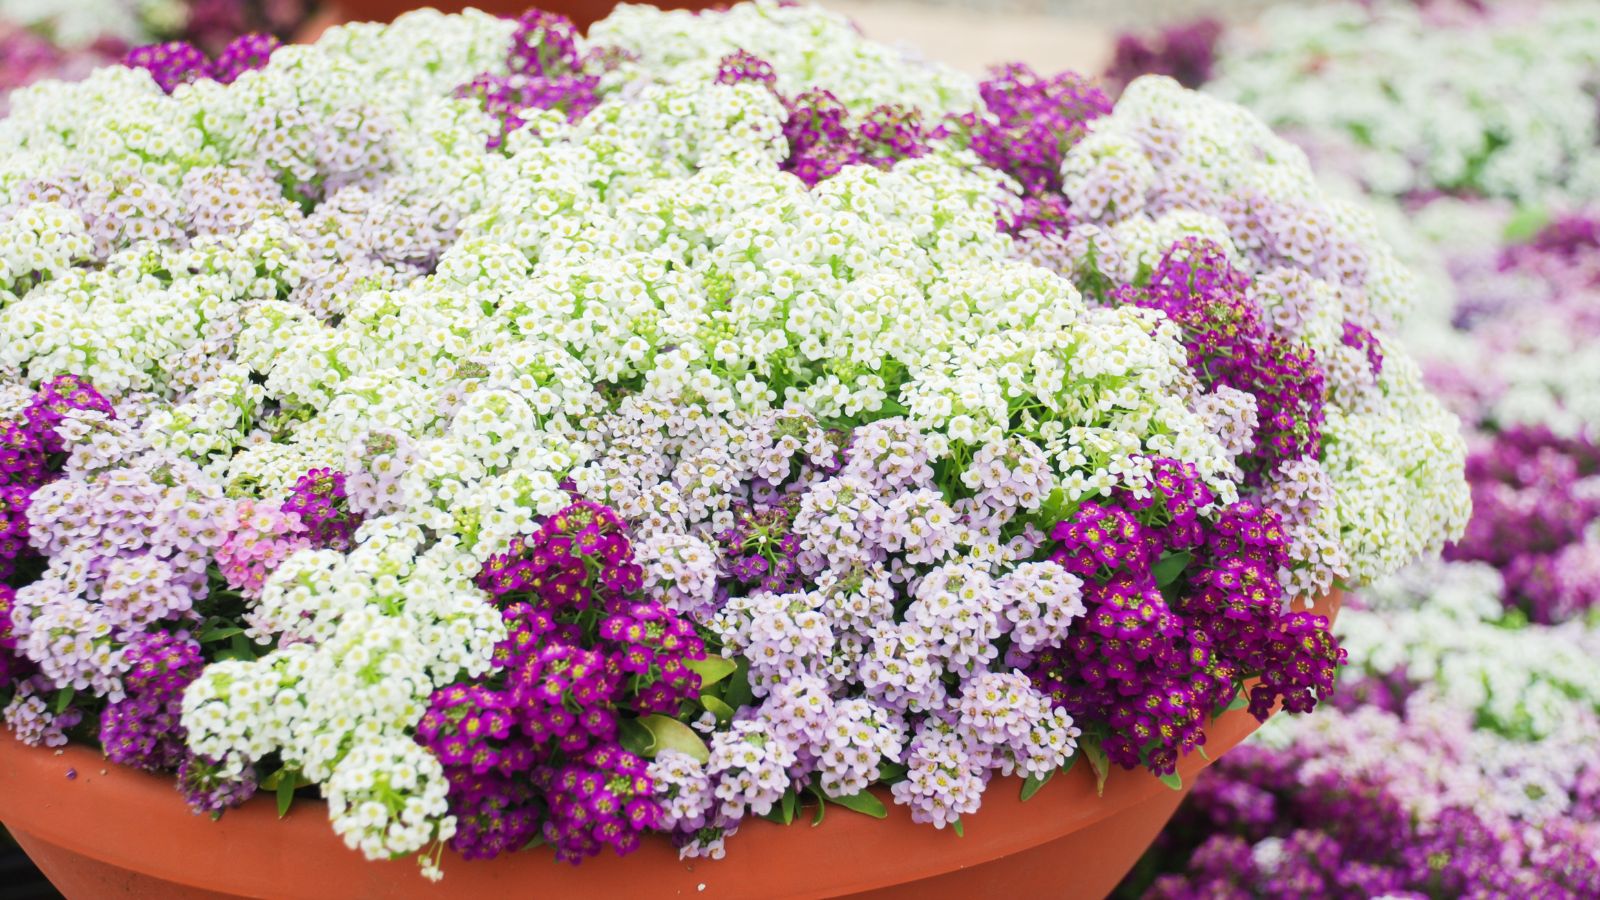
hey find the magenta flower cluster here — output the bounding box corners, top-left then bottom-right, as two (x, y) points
(965, 63), (1112, 196)
(1, 376), (116, 583)
(709, 51), (940, 187)
(0, 585), (26, 691)
(1029, 457), (1343, 775)
(122, 33), (281, 94)
(416, 498), (706, 862)
(1446, 426), (1600, 623)
(98, 631), (204, 773)
(1103, 19), (1224, 95)
(1119, 238), (1328, 479)
(456, 10), (605, 150)
(957, 63), (1111, 238)
(280, 467), (362, 552)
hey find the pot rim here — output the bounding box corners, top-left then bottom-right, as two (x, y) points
(0, 591), (1338, 899)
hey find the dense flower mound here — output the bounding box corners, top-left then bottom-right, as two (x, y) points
(0, 1), (1468, 878)
(1202, 0), (1600, 205)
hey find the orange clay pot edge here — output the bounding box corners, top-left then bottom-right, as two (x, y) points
(0, 590), (1338, 899)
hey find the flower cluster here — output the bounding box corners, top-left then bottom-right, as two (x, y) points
(1444, 427), (1600, 624)
(1421, 210), (1600, 441)
(416, 499), (705, 862)
(0, 0), (1469, 876)
(455, 9), (605, 149)
(1117, 239), (1327, 480)
(956, 63), (1110, 240)
(1, 375), (115, 581)
(1104, 19), (1223, 95)
(0, 584), (27, 690)
(1030, 461), (1343, 775)
(123, 33), (280, 93)
(99, 631), (203, 772)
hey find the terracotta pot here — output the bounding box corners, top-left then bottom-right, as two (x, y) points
(324, 1), (721, 31)
(0, 591), (1339, 900)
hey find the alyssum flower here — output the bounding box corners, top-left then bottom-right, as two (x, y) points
(0, 0), (1467, 878)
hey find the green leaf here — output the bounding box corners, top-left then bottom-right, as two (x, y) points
(1503, 205), (1549, 244)
(520, 834), (548, 851)
(230, 633), (257, 662)
(780, 788), (797, 825)
(828, 790), (888, 819)
(951, 818), (965, 838)
(1158, 772), (1183, 791)
(633, 715), (711, 763)
(1019, 768), (1055, 802)
(1152, 551), (1193, 587)
(700, 694), (736, 724)
(199, 626), (245, 643)
(276, 777), (296, 818)
(685, 656), (737, 690)
(618, 718), (653, 757)
(876, 761), (908, 783)
(723, 659), (755, 710)
(1225, 690), (1249, 713)
(53, 687), (76, 715)
(1197, 744), (1210, 762)
(1084, 740), (1111, 797)
(809, 788), (827, 827)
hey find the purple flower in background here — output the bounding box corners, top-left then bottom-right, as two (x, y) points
(1125, 705), (1600, 899)
(1104, 18), (1224, 94)
(780, 87), (938, 187)
(210, 33), (281, 85)
(1, 28), (127, 114)
(963, 63), (1112, 196)
(714, 49), (778, 88)
(123, 42), (213, 93)
(1445, 426), (1600, 623)
(508, 8), (584, 77)
(455, 10), (603, 149)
